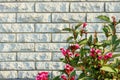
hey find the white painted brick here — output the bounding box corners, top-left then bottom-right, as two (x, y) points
(35, 43), (68, 51)
(52, 52), (63, 61)
(87, 13), (120, 22)
(52, 71), (61, 77)
(0, 3), (34, 12)
(36, 2), (69, 12)
(35, 23), (69, 32)
(18, 71), (38, 79)
(0, 43), (34, 52)
(0, 24), (34, 32)
(17, 52), (51, 61)
(0, 0), (15, 1)
(87, 0), (120, 1)
(52, 13), (86, 22)
(17, 34), (51, 42)
(0, 13), (15, 22)
(0, 53), (16, 61)
(0, 62), (35, 70)
(53, 0), (86, 1)
(17, 0), (51, 1)
(71, 2), (104, 12)
(0, 71), (17, 78)
(106, 2), (120, 12)
(0, 34), (15, 42)
(52, 33), (71, 42)
(17, 13), (51, 22)
(36, 62), (64, 70)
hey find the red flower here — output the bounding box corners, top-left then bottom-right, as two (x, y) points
(98, 56), (103, 60)
(83, 22), (87, 28)
(36, 72), (49, 80)
(104, 52), (112, 60)
(70, 76), (75, 80)
(75, 53), (80, 57)
(95, 49), (101, 55)
(70, 44), (80, 50)
(61, 75), (67, 80)
(90, 52), (95, 57)
(90, 48), (95, 54)
(65, 64), (74, 75)
(60, 48), (70, 56)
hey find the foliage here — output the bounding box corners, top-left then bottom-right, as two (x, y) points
(36, 15), (120, 80)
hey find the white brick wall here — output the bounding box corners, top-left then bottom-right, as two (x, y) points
(0, 0), (120, 79)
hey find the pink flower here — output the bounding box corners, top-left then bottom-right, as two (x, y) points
(106, 52), (112, 58)
(36, 72), (49, 80)
(90, 48), (95, 53)
(83, 22), (87, 28)
(104, 52), (112, 60)
(70, 76), (75, 80)
(75, 53), (80, 57)
(98, 56), (103, 60)
(70, 44), (80, 50)
(90, 52), (95, 57)
(61, 75), (67, 80)
(75, 44), (80, 49)
(65, 64), (74, 75)
(60, 48), (70, 56)
(95, 49), (101, 55)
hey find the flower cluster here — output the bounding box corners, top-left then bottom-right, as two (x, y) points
(90, 48), (113, 60)
(36, 72), (49, 80)
(61, 64), (75, 80)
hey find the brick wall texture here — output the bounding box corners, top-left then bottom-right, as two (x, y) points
(0, 0), (120, 80)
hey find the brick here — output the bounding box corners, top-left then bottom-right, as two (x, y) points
(52, 13), (86, 22)
(0, 3), (34, 12)
(35, 43), (68, 51)
(0, 0), (15, 1)
(36, 2), (69, 12)
(87, 13), (120, 22)
(0, 71), (17, 78)
(18, 71), (38, 79)
(17, 0), (51, 1)
(71, 2), (104, 12)
(53, 0), (86, 1)
(0, 53), (16, 61)
(17, 34), (51, 42)
(36, 62), (64, 70)
(17, 52), (51, 61)
(52, 52), (63, 61)
(17, 13), (51, 22)
(0, 13), (15, 22)
(0, 43), (34, 52)
(0, 34), (16, 42)
(106, 2), (120, 12)
(52, 33), (71, 42)
(0, 24), (34, 32)
(52, 71), (61, 77)
(87, 0), (119, 1)
(0, 62), (35, 70)
(35, 23), (69, 32)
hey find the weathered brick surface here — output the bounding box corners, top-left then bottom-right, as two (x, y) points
(0, 0), (120, 79)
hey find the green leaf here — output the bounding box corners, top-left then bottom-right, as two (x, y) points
(79, 77), (93, 80)
(70, 70), (76, 78)
(103, 27), (109, 37)
(112, 53), (120, 58)
(88, 35), (92, 46)
(75, 23), (82, 30)
(62, 28), (72, 32)
(97, 15), (111, 22)
(78, 39), (88, 45)
(101, 66), (116, 73)
(53, 76), (61, 80)
(111, 35), (117, 44)
(67, 36), (73, 42)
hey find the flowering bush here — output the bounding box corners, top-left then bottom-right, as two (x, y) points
(36, 15), (120, 80)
